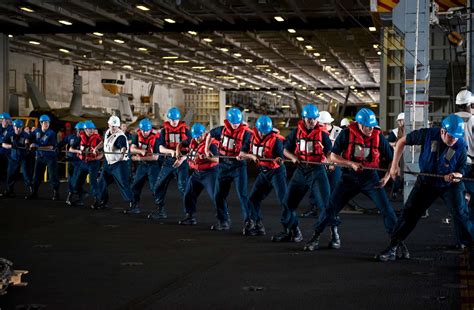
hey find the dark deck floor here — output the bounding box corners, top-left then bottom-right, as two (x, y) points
(0, 180), (468, 310)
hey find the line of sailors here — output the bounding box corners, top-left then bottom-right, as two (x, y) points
(0, 100), (473, 262)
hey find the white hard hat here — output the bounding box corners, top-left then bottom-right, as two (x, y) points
(456, 89), (473, 105)
(108, 115), (121, 127)
(397, 112), (405, 121)
(317, 111), (334, 124)
(340, 118), (350, 127)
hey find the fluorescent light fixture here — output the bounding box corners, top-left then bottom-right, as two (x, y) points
(201, 85), (207, 89)
(296, 37), (304, 41)
(291, 81), (297, 85)
(369, 27), (377, 32)
(93, 32), (103, 37)
(104, 60), (113, 64)
(305, 45), (313, 50)
(123, 65), (133, 69)
(330, 67), (336, 71)
(188, 31), (197, 35)
(189, 82), (197, 86)
(245, 59), (253, 63)
(138, 47), (148, 51)
(114, 39), (125, 44)
(20, 7), (34, 13)
(167, 77), (174, 80)
(265, 69), (271, 72)
(220, 48), (229, 52)
(310, 91), (315, 94)
(8, 35), (13, 38)
(320, 58), (326, 62)
(203, 38), (213, 42)
(302, 86), (307, 90)
(58, 20), (73, 26)
(244, 108), (250, 112)
(162, 56), (178, 59)
(313, 52), (321, 57)
(282, 105), (290, 108)
(29, 41), (40, 45)
(225, 105), (232, 108)
(192, 66), (206, 69)
(287, 29), (296, 33)
(335, 72), (340, 75)
(377, 51), (382, 55)
(350, 85), (356, 89)
(216, 75), (235, 79)
(179, 80), (186, 83)
(233, 53), (242, 57)
(174, 60), (189, 63)
(256, 64), (269, 68)
(59, 48), (70, 53)
(164, 18), (176, 23)
(136, 5), (150, 11)
(239, 82), (246, 85)
(201, 69), (214, 72)
(373, 44), (379, 49)
(273, 72), (279, 76)
(274, 16), (284, 22)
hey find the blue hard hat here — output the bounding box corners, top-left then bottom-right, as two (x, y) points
(442, 114), (465, 139)
(226, 107), (243, 125)
(39, 114), (51, 123)
(355, 108), (378, 127)
(301, 104), (320, 119)
(0, 112), (11, 119)
(167, 107), (181, 121)
(256, 115), (273, 135)
(83, 120), (96, 129)
(12, 119), (23, 127)
(191, 123), (206, 139)
(75, 122), (84, 129)
(139, 118), (152, 131)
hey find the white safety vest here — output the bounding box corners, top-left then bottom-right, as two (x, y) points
(328, 125), (342, 144)
(104, 129), (129, 165)
(455, 111), (474, 163)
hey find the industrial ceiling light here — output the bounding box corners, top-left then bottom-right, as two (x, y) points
(287, 29), (296, 33)
(138, 47), (148, 51)
(233, 53), (242, 57)
(350, 85), (356, 89)
(369, 27), (377, 32)
(123, 65), (133, 69)
(256, 64), (269, 68)
(313, 52), (320, 57)
(19, 7), (34, 13)
(136, 5), (150, 11)
(201, 85), (207, 89)
(162, 56), (178, 59)
(104, 60), (113, 64)
(188, 31), (197, 35)
(59, 48), (70, 53)
(296, 37), (304, 41)
(335, 72), (340, 75)
(58, 20), (73, 26)
(265, 69), (271, 72)
(377, 51), (382, 55)
(174, 60), (189, 63)
(8, 35), (13, 38)
(282, 105), (291, 108)
(220, 48), (229, 52)
(291, 81), (297, 85)
(114, 39), (125, 44)
(167, 77), (174, 80)
(201, 69), (214, 72)
(373, 44), (379, 49)
(164, 18), (176, 23)
(28, 41), (40, 45)
(305, 45), (313, 50)
(245, 59), (253, 63)
(93, 32), (103, 37)
(320, 58), (326, 62)
(192, 66), (206, 69)
(203, 38), (213, 42)
(274, 16), (284, 22)
(179, 80), (186, 83)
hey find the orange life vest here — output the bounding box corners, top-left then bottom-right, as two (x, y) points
(219, 119), (251, 157)
(250, 128), (285, 169)
(79, 131), (102, 161)
(342, 122), (381, 168)
(295, 120), (326, 162)
(188, 134), (219, 171)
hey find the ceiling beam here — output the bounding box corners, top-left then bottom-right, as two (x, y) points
(240, 0), (271, 23)
(199, 0), (235, 24)
(0, 3), (60, 26)
(284, 0), (307, 23)
(24, 0), (96, 26)
(150, 0), (201, 25)
(0, 15), (29, 27)
(68, 0), (130, 26)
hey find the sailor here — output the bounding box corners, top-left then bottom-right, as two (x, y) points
(304, 108), (397, 251)
(376, 114), (473, 261)
(60, 122), (83, 206)
(179, 123), (219, 225)
(26, 114), (60, 200)
(149, 107), (191, 220)
(0, 113), (13, 193)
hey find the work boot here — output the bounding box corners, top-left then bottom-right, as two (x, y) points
(396, 242), (410, 260)
(90, 198), (102, 210)
(328, 226), (341, 249)
(124, 202), (141, 214)
(75, 194), (85, 207)
(51, 190), (60, 201)
(375, 244), (398, 262)
(421, 210), (429, 219)
(300, 206), (319, 218)
(178, 213), (197, 225)
(291, 226), (303, 242)
(303, 232), (321, 251)
(210, 220), (230, 231)
(25, 187), (38, 200)
(65, 192), (73, 206)
(250, 220), (266, 236)
(147, 207), (167, 220)
(242, 220), (255, 236)
(0, 189), (14, 198)
(271, 228), (292, 242)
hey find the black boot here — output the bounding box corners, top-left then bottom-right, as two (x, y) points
(178, 213), (197, 225)
(25, 187), (38, 200)
(242, 220), (255, 236)
(65, 192), (73, 206)
(291, 226), (303, 242)
(271, 228), (292, 242)
(328, 226), (341, 249)
(303, 232), (321, 251)
(90, 198), (102, 210)
(250, 220), (266, 236)
(124, 202), (141, 214)
(0, 189), (14, 198)
(396, 242), (410, 259)
(210, 220), (230, 231)
(375, 243), (398, 262)
(300, 206), (319, 218)
(148, 206), (167, 219)
(75, 193), (85, 207)
(52, 190), (60, 201)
